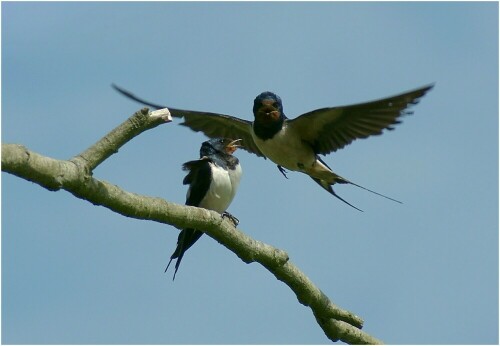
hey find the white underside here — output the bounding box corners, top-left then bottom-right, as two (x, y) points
(252, 123), (335, 182)
(188, 163), (242, 213)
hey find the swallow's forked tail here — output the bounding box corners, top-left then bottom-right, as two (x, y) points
(311, 157), (402, 211)
(311, 175), (402, 212)
(165, 229), (203, 281)
(165, 246), (185, 281)
(311, 177), (363, 211)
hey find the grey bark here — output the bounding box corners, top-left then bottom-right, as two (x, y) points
(2, 108), (383, 345)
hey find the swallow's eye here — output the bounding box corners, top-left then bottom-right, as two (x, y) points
(273, 101), (279, 108)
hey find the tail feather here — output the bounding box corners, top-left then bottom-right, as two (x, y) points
(311, 174), (402, 211)
(311, 177), (363, 212)
(313, 156), (402, 207)
(165, 229), (203, 280)
(165, 258), (174, 273)
(347, 180), (402, 204)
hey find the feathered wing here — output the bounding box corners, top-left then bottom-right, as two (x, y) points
(288, 84), (434, 155)
(166, 158), (212, 279)
(178, 110), (263, 157)
(112, 83), (169, 110)
(112, 84), (264, 157)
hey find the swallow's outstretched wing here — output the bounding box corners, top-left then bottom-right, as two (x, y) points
(288, 84), (434, 155)
(112, 84), (264, 157)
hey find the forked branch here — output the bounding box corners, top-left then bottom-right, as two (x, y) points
(2, 108), (382, 344)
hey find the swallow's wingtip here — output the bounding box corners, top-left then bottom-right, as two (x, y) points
(419, 82), (436, 94)
(426, 82), (436, 91)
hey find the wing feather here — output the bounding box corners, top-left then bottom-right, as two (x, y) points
(176, 110), (263, 157)
(182, 158), (212, 206)
(112, 84), (264, 157)
(289, 84), (434, 155)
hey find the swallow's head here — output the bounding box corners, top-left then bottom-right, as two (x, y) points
(201, 138), (242, 157)
(253, 91), (284, 123)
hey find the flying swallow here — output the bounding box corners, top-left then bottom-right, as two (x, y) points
(113, 84), (433, 210)
(167, 138), (242, 280)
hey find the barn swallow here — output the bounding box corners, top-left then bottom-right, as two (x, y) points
(166, 138), (242, 280)
(113, 84), (433, 211)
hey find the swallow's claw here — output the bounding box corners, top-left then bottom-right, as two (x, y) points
(277, 165), (289, 179)
(222, 211), (239, 227)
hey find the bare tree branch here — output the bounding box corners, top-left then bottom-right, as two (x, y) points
(73, 107), (172, 170)
(2, 108), (383, 345)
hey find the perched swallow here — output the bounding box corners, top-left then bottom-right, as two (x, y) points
(113, 84), (433, 210)
(166, 138), (242, 280)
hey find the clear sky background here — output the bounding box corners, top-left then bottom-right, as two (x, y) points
(2, 2), (498, 344)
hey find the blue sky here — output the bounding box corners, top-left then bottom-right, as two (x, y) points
(2, 2), (498, 344)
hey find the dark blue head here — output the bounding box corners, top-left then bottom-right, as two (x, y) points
(200, 138), (241, 158)
(252, 92), (285, 140)
(253, 91), (283, 116)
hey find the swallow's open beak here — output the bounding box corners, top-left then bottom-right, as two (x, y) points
(256, 105), (280, 122)
(225, 139), (242, 155)
(255, 102), (280, 123)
